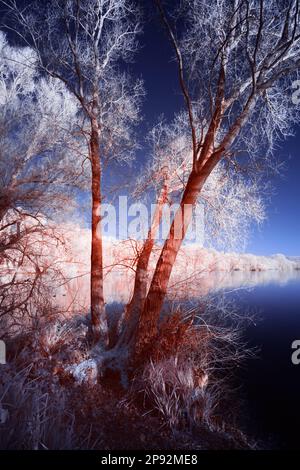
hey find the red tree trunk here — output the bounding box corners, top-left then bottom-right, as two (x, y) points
(134, 168), (210, 358)
(90, 118), (107, 343)
(118, 180), (169, 348)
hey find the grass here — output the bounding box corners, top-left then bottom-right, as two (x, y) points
(0, 298), (254, 450)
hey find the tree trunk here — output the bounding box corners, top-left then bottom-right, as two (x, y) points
(90, 118), (108, 344)
(117, 179), (169, 348)
(134, 168), (211, 358)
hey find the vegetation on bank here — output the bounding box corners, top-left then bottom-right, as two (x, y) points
(0, 296), (255, 450)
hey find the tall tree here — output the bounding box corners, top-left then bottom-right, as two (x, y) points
(120, 113), (264, 352)
(1, 0), (143, 342)
(133, 0), (300, 359)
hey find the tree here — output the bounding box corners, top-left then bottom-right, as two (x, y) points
(1, 0), (143, 342)
(3, 0), (300, 379)
(119, 112), (265, 352)
(0, 32), (82, 331)
(118, 114), (191, 347)
(133, 0), (300, 359)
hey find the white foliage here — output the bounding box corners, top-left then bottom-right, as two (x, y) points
(136, 114), (265, 251)
(68, 359), (99, 385)
(2, 0), (144, 164)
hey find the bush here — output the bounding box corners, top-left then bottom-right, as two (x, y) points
(0, 365), (77, 449)
(139, 356), (212, 430)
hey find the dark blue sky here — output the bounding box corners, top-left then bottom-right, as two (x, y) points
(248, 136), (300, 256)
(131, 9), (300, 257)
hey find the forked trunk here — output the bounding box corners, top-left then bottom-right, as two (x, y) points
(134, 168), (210, 358)
(90, 118), (108, 344)
(117, 180), (169, 348)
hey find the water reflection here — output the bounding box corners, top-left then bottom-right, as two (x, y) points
(177, 268), (300, 297)
(58, 258), (300, 309)
(56, 230), (300, 309)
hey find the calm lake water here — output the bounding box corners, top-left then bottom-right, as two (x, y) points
(224, 274), (300, 449)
